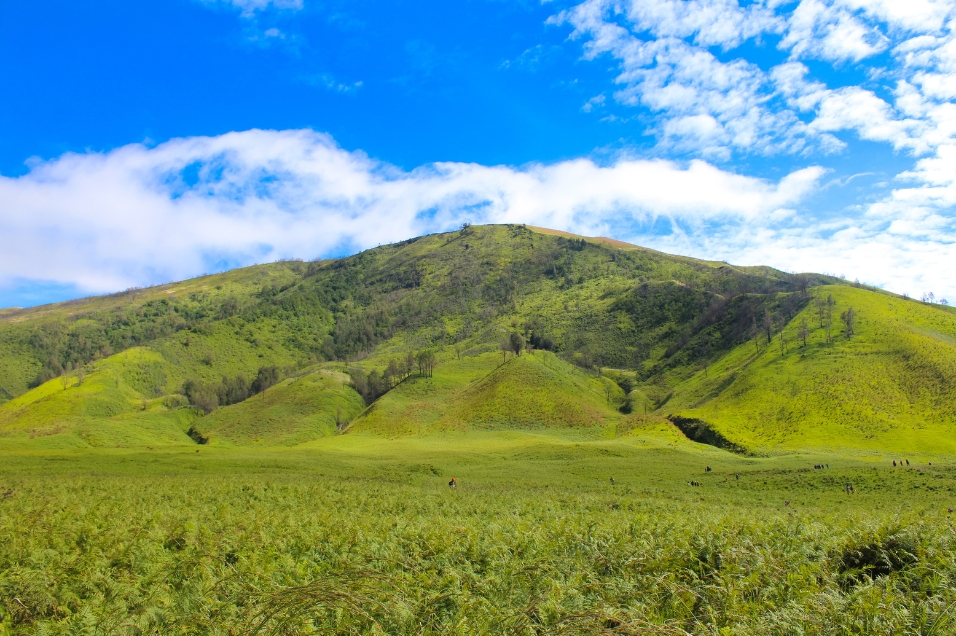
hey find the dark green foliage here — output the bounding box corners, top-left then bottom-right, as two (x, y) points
(416, 350), (436, 378)
(528, 329), (556, 352)
(509, 332), (525, 356)
(251, 365), (282, 394)
(838, 533), (918, 587)
(182, 366), (283, 414)
(618, 397), (633, 414)
(615, 376), (633, 394)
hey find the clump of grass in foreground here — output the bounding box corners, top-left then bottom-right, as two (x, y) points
(3, 475), (956, 634)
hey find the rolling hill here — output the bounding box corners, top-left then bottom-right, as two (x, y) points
(662, 284), (956, 454)
(2, 223), (954, 455)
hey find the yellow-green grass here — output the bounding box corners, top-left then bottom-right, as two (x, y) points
(4, 435), (956, 633)
(352, 351), (624, 436)
(193, 370), (365, 446)
(664, 285), (956, 454)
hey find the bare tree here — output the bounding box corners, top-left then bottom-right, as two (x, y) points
(764, 308), (773, 344)
(752, 315), (760, 353)
(798, 318), (809, 348)
(796, 275), (809, 297)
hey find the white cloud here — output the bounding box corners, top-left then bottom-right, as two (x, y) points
(552, 4), (819, 156)
(781, 0), (888, 63)
(554, 0), (956, 160)
(0, 130), (823, 296)
(624, 0), (782, 49)
(214, 0), (303, 19)
(582, 94), (606, 112)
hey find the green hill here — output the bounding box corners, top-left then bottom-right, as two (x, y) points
(662, 285), (956, 454)
(353, 350), (622, 436)
(5, 223), (955, 455)
(191, 370), (365, 446)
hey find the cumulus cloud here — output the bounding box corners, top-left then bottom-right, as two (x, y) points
(0, 129), (824, 298)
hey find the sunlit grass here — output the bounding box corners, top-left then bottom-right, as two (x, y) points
(3, 437), (956, 634)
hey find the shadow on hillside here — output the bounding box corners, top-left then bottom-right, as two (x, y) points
(667, 415), (747, 454)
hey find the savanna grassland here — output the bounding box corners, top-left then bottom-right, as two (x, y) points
(4, 435), (956, 635)
(5, 225), (956, 633)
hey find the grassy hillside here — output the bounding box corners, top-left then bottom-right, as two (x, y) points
(0, 224), (820, 402)
(353, 351), (623, 436)
(15, 223), (955, 455)
(664, 285), (956, 453)
(193, 370), (365, 446)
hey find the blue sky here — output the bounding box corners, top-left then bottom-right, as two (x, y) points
(2, 0), (955, 307)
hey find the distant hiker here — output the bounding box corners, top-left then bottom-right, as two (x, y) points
(906, 459), (910, 466)
(735, 474), (739, 480)
(893, 460), (897, 467)
(705, 466), (712, 472)
(826, 464), (829, 469)
(449, 478), (457, 489)
(610, 477), (615, 485)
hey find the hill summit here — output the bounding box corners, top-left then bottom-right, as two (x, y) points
(2, 224), (955, 454)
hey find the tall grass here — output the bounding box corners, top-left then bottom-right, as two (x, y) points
(3, 473), (956, 634)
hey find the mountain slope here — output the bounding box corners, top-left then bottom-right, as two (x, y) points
(0, 224), (822, 404)
(662, 285), (956, 453)
(10, 224), (926, 453)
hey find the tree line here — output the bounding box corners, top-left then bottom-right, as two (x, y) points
(348, 350), (438, 405)
(181, 365), (285, 414)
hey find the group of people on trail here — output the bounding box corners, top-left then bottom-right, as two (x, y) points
(813, 464), (829, 469)
(893, 459), (910, 467)
(844, 483), (856, 494)
(448, 478), (457, 489)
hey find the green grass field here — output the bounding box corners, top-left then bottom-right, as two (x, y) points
(4, 434), (956, 634)
(5, 226), (956, 633)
